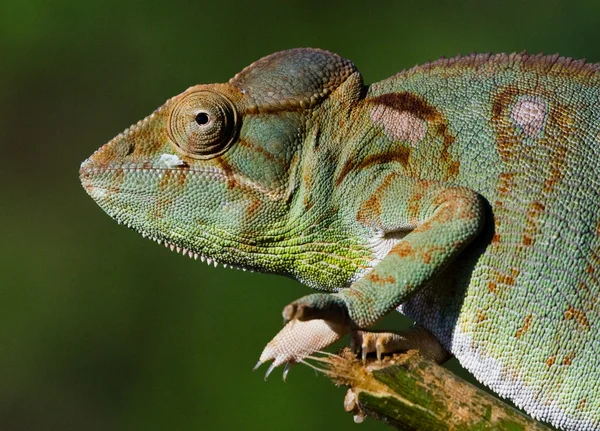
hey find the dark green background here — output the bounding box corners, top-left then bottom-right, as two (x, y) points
(2, 0), (597, 430)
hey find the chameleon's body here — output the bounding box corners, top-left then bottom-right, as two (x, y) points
(80, 49), (600, 430)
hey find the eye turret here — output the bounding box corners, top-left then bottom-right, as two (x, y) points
(168, 90), (239, 159)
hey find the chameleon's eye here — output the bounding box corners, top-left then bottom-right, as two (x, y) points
(168, 90), (239, 159)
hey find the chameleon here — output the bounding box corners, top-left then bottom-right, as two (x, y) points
(80, 48), (600, 430)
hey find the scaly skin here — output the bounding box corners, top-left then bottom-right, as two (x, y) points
(80, 49), (600, 430)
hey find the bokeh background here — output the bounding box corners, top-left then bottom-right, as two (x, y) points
(2, 0), (598, 429)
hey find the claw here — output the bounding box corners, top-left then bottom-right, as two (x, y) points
(354, 413), (366, 423)
(282, 303), (297, 323)
(376, 343), (383, 362)
(283, 362), (292, 381)
(264, 362), (277, 380)
(253, 360), (263, 372)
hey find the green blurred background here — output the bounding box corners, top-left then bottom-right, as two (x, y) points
(2, 0), (599, 429)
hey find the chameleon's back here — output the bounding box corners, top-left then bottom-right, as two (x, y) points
(368, 54), (600, 429)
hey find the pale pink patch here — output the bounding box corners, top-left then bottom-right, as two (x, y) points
(370, 105), (427, 146)
(511, 98), (546, 138)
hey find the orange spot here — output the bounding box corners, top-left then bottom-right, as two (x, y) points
(497, 173), (515, 195)
(546, 356), (556, 367)
(407, 188), (425, 222)
(491, 233), (501, 244)
(522, 201), (545, 247)
(475, 310), (488, 323)
(367, 273), (396, 285)
(562, 352), (575, 366)
(564, 306), (591, 331)
(515, 314), (533, 338)
(421, 251), (432, 264)
(391, 242), (414, 258)
(587, 264), (595, 275)
(487, 268), (519, 293)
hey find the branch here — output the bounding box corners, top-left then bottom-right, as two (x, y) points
(312, 349), (551, 431)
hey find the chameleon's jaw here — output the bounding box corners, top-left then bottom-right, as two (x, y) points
(80, 157), (241, 263)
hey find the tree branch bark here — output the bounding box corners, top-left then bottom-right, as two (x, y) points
(315, 349), (551, 430)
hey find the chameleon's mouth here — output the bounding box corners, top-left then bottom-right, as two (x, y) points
(151, 235), (250, 271)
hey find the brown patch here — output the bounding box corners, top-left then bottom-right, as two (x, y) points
(491, 233), (501, 243)
(542, 103), (575, 193)
(487, 268), (519, 294)
(366, 272), (396, 285)
(546, 356), (556, 367)
(238, 138), (285, 165)
(562, 352), (575, 366)
(390, 241), (414, 258)
(497, 172), (516, 195)
(336, 147), (410, 186)
(406, 185), (430, 223)
(420, 250), (432, 264)
(515, 314), (533, 338)
(586, 264), (595, 275)
(475, 310), (488, 323)
(491, 86), (521, 163)
(302, 167), (314, 210)
(371, 92), (438, 119)
(244, 198), (262, 222)
(564, 306), (591, 331)
(543, 142), (568, 193)
(522, 201), (545, 247)
(577, 398), (587, 411)
(413, 199), (458, 235)
(343, 289), (368, 305)
(214, 156), (238, 189)
(368, 92), (459, 181)
(356, 172), (399, 224)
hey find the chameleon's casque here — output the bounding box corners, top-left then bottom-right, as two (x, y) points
(81, 48), (600, 431)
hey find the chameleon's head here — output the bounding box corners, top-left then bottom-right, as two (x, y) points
(80, 48), (360, 273)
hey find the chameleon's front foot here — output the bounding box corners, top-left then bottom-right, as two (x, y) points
(256, 318), (350, 379)
(256, 293), (353, 379)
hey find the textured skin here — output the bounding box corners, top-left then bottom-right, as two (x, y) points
(80, 49), (600, 430)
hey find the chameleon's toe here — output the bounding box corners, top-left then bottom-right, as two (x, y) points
(352, 326), (451, 364)
(282, 293), (349, 324)
(257, 318), (349, 379)
(352, 330), (406, 363)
